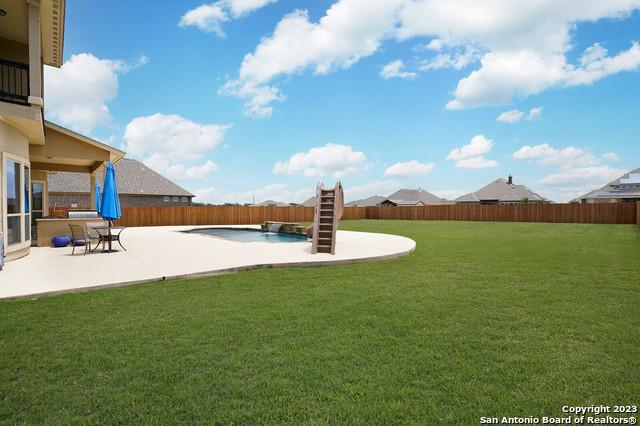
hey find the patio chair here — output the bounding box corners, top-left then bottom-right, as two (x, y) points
(68, 224), (99, 255)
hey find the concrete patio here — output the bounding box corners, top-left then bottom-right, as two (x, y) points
(0, 226), (415, 299)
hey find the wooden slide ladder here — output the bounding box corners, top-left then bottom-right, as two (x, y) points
(311, 181), (344, 255)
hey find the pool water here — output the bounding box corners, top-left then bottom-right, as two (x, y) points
(188, 227), (309, 243)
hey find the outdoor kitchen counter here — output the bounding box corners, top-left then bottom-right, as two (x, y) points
(36, 218), (107, 247)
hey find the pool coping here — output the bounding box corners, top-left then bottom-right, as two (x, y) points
(3, 240), (416, 301)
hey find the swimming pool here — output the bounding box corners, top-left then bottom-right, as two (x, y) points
(188, 227), (309, 243)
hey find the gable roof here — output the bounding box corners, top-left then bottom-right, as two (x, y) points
(256, 200), (289, 206)
(302, 196), (317, 207)
(574, 167), (640, 201)
(387, 188), (447, 205)
(380, 199), (426, 206)
(48, 158), (194, 197)
(455, 178), (547, 203)
(345, 195), (387, 207)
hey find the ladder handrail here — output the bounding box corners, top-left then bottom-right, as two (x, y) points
(330, 181), (343, 255)
(311, 182), (323, 254)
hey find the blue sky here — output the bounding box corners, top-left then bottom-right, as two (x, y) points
(43, 0), (640, 203)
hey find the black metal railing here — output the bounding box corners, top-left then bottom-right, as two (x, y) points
(0, 58), (29, 105)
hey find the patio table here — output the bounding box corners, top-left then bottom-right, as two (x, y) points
(91, 226), (126, 253)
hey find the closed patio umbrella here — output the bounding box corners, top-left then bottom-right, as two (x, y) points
(100, 162), (122, 252)
(94, 182), (102, 214)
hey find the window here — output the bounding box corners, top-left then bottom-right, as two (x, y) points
(3, 156), (30, 247)
(172, 197), (179, 203)
(181, 197), (187, 202)
(163, 196), (170, 202)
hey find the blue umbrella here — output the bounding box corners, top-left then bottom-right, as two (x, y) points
(100, 162), (121, 225)
(94, 182), (102, 215)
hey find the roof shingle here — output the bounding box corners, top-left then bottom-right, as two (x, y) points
(48, 158), (194, 197)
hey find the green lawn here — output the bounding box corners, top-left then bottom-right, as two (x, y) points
(1, 221), (639, 424)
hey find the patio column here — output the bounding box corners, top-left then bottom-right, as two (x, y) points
(27, 0), (43, 106)
(90, 173), (96, 210)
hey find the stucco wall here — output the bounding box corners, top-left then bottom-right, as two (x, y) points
(1, 120), (31, 250)
(49, 193), (193, 209)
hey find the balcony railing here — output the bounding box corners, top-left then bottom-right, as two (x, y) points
(0, 58), (29, 105)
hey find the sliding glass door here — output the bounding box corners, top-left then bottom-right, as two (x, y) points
(3, 155), (30, 250)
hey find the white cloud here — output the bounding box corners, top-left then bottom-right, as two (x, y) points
(193, 183), (312, 204)
(565, 41), (640, 86)
(602, 152), (621, 162)
(419, 45), (480, 71)
(425, 38), (445, 51)
(380, 60), (417, 80)
(537, 165), (628, 200)
(273, 143), (367, 178)
(446, 134), (493, 160)
(497, 106), (542, 124)
(45, 53), (147, 133)
(123, 113), (230, 181)
(527, 106), (543, 120)
(512, 143), (599, 168)
(220, 1), (402, 116)
(346, 180), (402, 200)
(144, 155), (218, 181)
(384, 160), (434, 177)
(497, 109), (525, 123)
(179, 0), (276, 36)
(538, 166), (626, 186)
(447, 134), (497, 169)
(222, 0), (640, 114)
(454, 157), (498, 169)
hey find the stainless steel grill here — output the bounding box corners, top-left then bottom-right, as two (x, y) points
(68, 210), (100, 219)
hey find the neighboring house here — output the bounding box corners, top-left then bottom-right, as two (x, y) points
(308, 188), (446, 207)
(573, 167), (640, 203)
(345, 195), (387, 207)
(48, 159), (194, 208)
(0, 1), (125, 260)
(255, 200), (289, 206)
(379, 199), (426, 207)
(455, 176), (549, 204)
(302, 196), (317, 207)
(386, 188), (448, 205)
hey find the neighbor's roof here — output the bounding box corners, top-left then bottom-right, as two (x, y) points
(48, 158), (194, 197)
(387, 188), (447, 205)
(575, 167), (640, 201)
(345, 195), (387, 207)
(455, 178), (547, 203)
(301, 196), (317, 207)
(255, 200), (289, 206)
(380, 199), (426, 206)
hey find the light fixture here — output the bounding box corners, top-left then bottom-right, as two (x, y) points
(0, 9), (7, 16)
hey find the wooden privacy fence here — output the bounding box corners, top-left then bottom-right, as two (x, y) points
(49, 203), (638, 227)
(115, 206), (367, 227)
(365, 203), (638, 225)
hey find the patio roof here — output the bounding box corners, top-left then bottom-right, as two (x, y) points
(29, 121), (125, 173)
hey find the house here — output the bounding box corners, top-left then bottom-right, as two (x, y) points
(573, 168), (640, 203)
(1, 0), (125, 260)
(386, 188), (448, 205)
(345, 195), (387, 207)
(48, 158), (195, 208)
(301, 196), (316, 207)
(379, 199), (426, 207)
(308, 188), (446, 207)
(255, 200), (289, 206)
(455, 176), (549, 204)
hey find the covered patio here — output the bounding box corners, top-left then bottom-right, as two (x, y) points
(30, 121), (125, 249)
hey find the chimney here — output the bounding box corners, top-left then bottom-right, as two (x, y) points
(507, 175), (513, 185)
